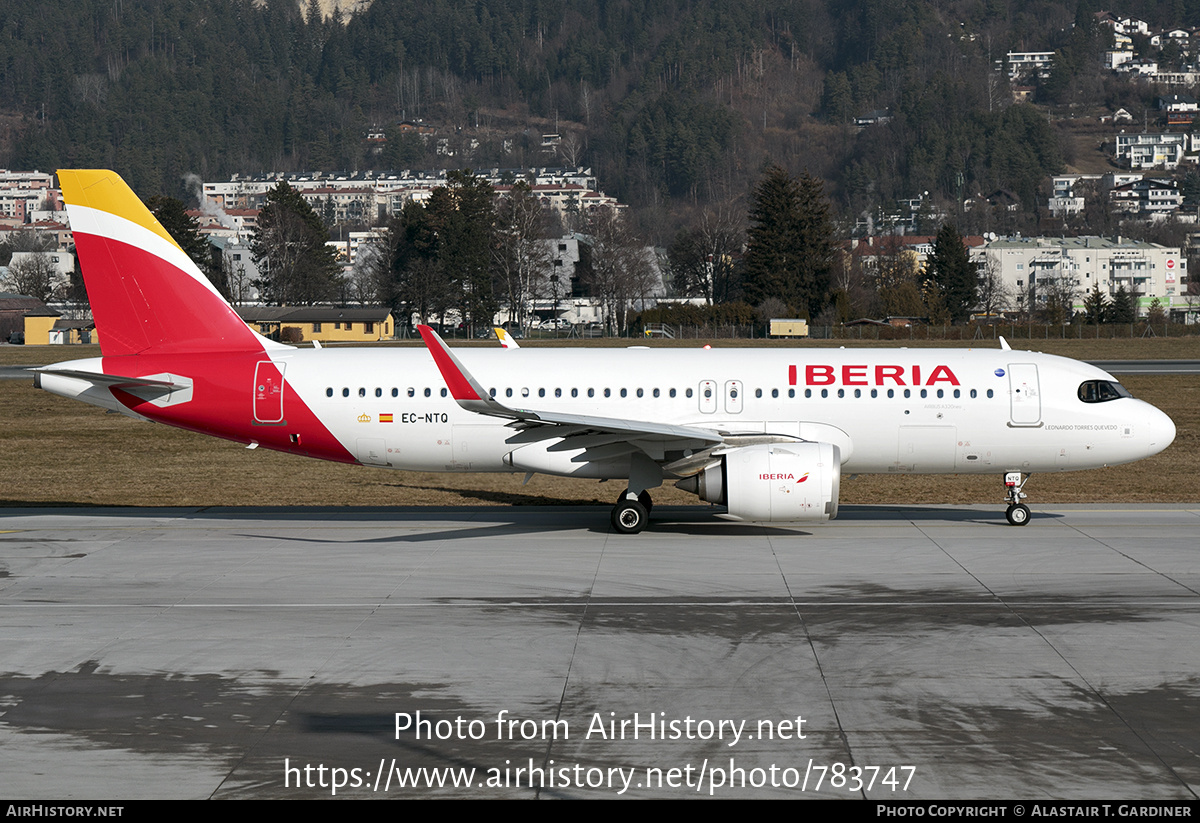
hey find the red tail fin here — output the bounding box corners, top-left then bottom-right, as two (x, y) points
(59, 170), (271, 356)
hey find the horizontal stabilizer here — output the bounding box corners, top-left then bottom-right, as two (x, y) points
(32, 368), (182, 390)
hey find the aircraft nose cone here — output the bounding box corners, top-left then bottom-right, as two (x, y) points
(1145, 404), (1176, 456)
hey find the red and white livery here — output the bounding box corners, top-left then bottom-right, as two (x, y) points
(37, 170), (1176, 532)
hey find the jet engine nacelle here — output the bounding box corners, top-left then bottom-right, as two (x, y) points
(677, 442), (841, 522)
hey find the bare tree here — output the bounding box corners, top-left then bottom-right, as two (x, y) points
(582, 208), (657, 334)
(347, 250), (382, 305)
(493, 182), (553, 328)
(1037, 271), (1078, 326)
(829, 251), (878, 321)
(975, 256), (1011, 318)
(872, 237), (926, 317)
(3, 252), (59, 303)
(668, 203), (744, 305)
(557, 132), (585, 167)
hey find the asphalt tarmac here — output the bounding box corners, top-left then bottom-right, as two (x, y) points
(1, 504), (1198, 799)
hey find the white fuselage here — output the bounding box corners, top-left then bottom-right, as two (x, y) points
(267, 345), (1172, 477)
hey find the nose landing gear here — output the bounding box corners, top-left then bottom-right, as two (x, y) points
(1004, 471), (1031, 526)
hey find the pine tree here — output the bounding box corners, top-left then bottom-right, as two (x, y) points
(928, 223), (976, 324)
(251, 182), (341, 305)
(1107, 284), (1136, 324)
(1083, 283), (1108, 325)
(146, 196), (225, 297)
(742, 166), (833, 319)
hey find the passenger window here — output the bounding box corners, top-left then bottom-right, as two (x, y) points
(392, 388), (399, 397)
(375, 388), (382, 397)
(588, 389), (594, 397)
(408, 387), (415, 397)
(637, 388), (644, 398)
(604, 389), (611, 398)
(441, 388), (447, 397)
(788, 388), (795, 398)
(936, 389), (944, 398)
(620, 388), (627, 398)
(359, 388), (366, 397)
(424, 388), (431, 397)
(555, 388), (562, 398)
(854, 389), (861, 398)
(987, 389), (994, 398)
(920, 389), (927, 398)
(326, 388), (333, 397)
(772, 389), (779, 398)
(506, 388), (513, 397)
(903, 389), (911, 399)
(887, 389), (894, 398)
(970, 389), (977, 398)
(653, 388), (660, 398)
(342, 388), (349, 397)
(870, 389), (877, 398)
(539, 388), (547, 398)
(821, 389), (828, 398)
(670, 388), (677, 398)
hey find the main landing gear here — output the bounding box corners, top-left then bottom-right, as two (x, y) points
(611, 489), (653, 534)
(610, 453), (662, 535)
(1003, 471), (1031, 526)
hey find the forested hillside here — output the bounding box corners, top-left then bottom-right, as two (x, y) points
(2, 0), (1196, 239)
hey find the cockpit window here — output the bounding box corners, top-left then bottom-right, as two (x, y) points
(1078, 380), (1132, 403)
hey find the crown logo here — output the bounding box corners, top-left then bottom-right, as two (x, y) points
(357, 413), (371, 423)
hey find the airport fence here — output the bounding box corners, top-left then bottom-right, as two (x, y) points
(627, 322), (1200, 341)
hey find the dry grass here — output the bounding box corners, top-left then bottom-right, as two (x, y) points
(0, 343), (1196, 508)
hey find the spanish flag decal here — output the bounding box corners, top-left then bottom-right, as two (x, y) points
(380, 413), (394, 423)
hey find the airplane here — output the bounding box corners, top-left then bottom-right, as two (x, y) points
(34, 170), (1176, 534)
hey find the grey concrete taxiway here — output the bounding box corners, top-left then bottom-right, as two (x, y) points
(1, 504), (1199, 800)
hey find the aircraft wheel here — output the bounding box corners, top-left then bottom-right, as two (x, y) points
(1006, 503), (1031, 526)
(617, 489), (653, 513)
(611, 500), (648, 534)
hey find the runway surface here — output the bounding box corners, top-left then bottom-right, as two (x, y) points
(1, 503), (1199, 799)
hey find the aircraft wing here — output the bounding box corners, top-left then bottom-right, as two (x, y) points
(417, 325), (724, 453)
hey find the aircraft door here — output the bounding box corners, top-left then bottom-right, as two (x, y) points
(724, 380), (743, 414)
(698, 380), (717, 414)
(253, 361), (285, 424)
(1008, 363), (1041, 426)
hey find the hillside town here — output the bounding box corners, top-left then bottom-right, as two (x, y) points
(2, 155), (1198, 346)
(9, 8), (1200, 342)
